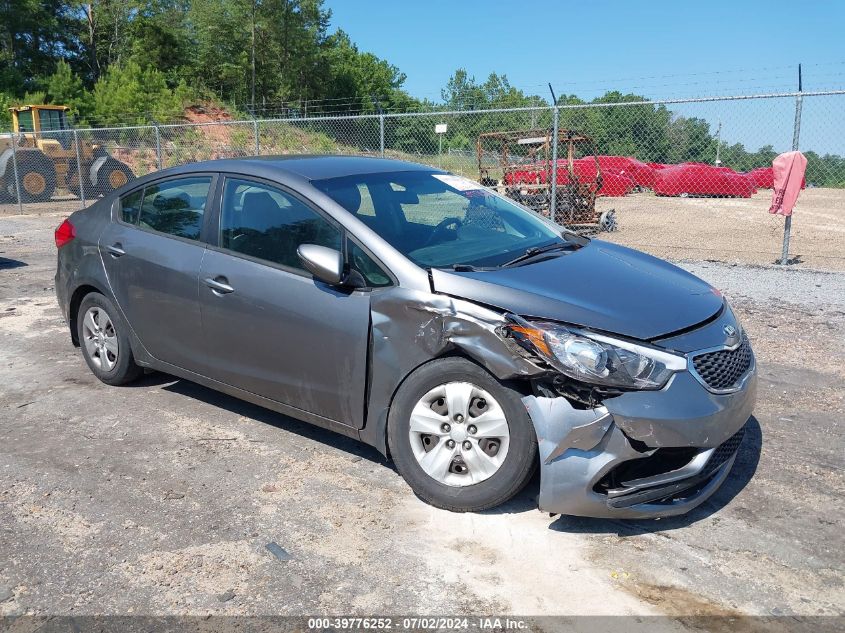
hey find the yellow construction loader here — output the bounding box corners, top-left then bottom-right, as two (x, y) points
(0, 105), (135, 203)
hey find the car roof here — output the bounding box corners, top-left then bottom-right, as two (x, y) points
(165, 155), (440, 182)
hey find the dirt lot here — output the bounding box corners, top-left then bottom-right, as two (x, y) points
(0, 214), (843, 627)
(597, 187), (845, 270)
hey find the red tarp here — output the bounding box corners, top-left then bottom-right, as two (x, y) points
(589, 156), (656, 189)
(504, 156), (790, 199)
(504, 159), (635, 197)
(653, 162), (757, 198)
(747, 167), (774, 189)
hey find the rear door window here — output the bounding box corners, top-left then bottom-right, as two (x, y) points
(119, 188), (144, 224)
(137, 176), (212, 241)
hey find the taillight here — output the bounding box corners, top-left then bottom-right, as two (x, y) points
(55, 219), (76, 248)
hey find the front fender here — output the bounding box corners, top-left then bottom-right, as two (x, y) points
(358, 287), (545, 455)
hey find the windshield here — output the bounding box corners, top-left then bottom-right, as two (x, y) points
(312, 170), (565, 269)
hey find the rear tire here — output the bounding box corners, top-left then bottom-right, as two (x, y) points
(16, 152), (57, 203)
(388, 357), (537, 512)
(77, 292), (143, 386)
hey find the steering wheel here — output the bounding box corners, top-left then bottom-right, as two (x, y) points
(423, 217), (462, 248)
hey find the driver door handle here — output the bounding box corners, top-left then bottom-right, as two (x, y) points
(204, 276), (235, 294)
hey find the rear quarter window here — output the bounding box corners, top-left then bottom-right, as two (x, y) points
(119, 188), (144, 224)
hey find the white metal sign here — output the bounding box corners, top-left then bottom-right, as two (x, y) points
(435, 123), (448, 134)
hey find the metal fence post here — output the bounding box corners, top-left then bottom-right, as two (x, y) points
(153, 123), (162, 170)
(10, 133), (23, 214)
(379, 114), (385, 158)
(549, 106), (560, 221)
(72, 129), (86, 210)
(254, 119), (260, 156)
(780, 74), (804, 265)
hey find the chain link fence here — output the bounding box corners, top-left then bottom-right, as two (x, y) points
(2, 91), (843, 267)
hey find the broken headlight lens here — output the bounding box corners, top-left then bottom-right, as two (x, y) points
(505, 318), (686, 390)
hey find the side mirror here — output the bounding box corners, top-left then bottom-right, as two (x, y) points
(297, 244), (344, 285)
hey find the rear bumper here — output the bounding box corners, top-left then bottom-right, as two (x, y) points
(55, 267), (68, 321)
(523, 363), (756, 519)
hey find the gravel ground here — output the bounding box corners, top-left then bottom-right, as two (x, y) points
(680, 260), (845, 309)
(598, 187), (845, 270)
(0, 214), (843, 626)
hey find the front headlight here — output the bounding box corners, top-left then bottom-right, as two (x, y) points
(504, 317), (686, 390)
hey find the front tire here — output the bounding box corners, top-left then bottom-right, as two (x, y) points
(388, 357), (537, 512)
(77, 293), (143, 385)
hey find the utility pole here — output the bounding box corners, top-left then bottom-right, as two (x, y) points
(86, 4), (100, 80)
(250, 0), (257, 109)
(714, 121), (722, 165)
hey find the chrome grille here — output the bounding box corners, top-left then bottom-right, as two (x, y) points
(692, 334), (752, 391)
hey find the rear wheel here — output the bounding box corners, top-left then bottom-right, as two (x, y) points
(15, 152), (57, 203)
(388, 357), (537, 512)
(77, 292), (143, 386)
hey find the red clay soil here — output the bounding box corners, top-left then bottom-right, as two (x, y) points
(183, 104), (234, 124)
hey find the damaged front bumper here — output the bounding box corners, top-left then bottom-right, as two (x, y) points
(523, 365), (757, 519)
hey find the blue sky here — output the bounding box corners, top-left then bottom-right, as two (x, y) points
(325, 0), (845, 154)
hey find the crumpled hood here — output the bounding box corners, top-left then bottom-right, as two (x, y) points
(430, 240), (723, 340)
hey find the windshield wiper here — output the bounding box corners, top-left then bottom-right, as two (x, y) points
(500, 241), (574, 268)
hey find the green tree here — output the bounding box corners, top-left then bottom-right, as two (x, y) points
(92, 60), (186, 124)
(667, 115), (715, 164)
(0, 92), (13, 130)
(318, 30), (406, 113)
(188, 0), (252, 103)
(45, 60), (94, 122)
(0, 0), (83, 94)
(126, 1), (191, 85)
(76, 1), (136, 81)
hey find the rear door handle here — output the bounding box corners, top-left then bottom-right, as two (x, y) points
(204, 276), (234, 294)
(106, 243), (125, 257)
